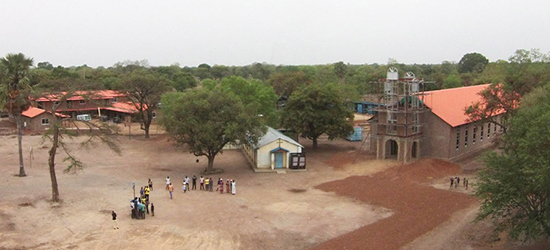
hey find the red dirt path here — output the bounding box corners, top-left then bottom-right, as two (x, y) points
(312, 159), (476, 250)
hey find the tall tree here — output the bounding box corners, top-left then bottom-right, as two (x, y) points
(465, 49), (550, 133)
(465, 83), (520, 133)
(268, 71), (312, 98)
(333, 61), (347, 84)
(219, 76), (278, 127)
(121, 70), (168, 138)
(37, 87), (121, 202)
(458, 52), (489, 73)
(281, 82), (354, 149)
(0, 53), (34, 177)
(160, 88), (265, 172)
(475, 84), (550, 240)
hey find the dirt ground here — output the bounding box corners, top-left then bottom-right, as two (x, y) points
(0, 133), (548, 250)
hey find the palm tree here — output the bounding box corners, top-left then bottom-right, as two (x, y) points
(0, 53), (34, 177)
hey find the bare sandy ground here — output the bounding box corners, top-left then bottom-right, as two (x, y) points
(0, 135), (391, 250)
(1, 132), (548, 250)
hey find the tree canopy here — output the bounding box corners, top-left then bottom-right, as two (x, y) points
(475, 84), (550, 241)
(160, 88), (266, 172)
(120, 70), (168, 138)
(281, 82), (354, 149)
(219, 76), (278, 127)
(458, 52), (489, 73)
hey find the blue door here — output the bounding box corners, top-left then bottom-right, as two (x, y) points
(275, 153), (284, 168)
(357, 103), (363, 114)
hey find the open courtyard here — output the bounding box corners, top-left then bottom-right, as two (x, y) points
(0, 133), (548, 249)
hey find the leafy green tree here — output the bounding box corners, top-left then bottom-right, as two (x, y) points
(458, 52), (489, 73)
(442, 74), (462, 89)
(465, 83), (520, 133)
(195, 63), (212, 80)
(121, 70), (168, 138)
(37, 61), (54, 70)
(160, 88), (265, 172)
(211, 65), (230, 79)
(220, 76), (278, 126)
(466, 49), (550, 133)
(509, 48), (550, 64)
(333, 61), (347, 84)
(0, 53), (34, 177)
(268, 71), (312, 98)
(170, 72), (197, 91)
(281, 82), (354, 149)
(475, 84), (550, 240)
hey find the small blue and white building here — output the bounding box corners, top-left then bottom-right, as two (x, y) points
(243, 127), (304, 170)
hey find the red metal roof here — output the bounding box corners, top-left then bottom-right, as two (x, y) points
(22, 107), (46, 118)
(22, 107), (69, 118)
(103, 102), (138, 114)
(36, 90), (126, 102)
(423, 84), (490, 127)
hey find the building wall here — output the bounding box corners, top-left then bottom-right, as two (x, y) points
(256, 140), (302, 169)
(447, 115), (504, 161)
(422, 111), (504, 161)
(22, 113), (54, 132)
(422, 111), (453, 159)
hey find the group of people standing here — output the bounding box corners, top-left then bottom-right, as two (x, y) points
(164, 175), (237, 198)
(450, 176), (469, 190)
(200, 176), (237, 195)
(130, 178), (155, 220)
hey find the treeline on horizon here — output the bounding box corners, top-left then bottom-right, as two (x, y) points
(22, 48), (550, 98)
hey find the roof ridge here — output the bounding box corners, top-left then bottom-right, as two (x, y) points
(425, 84), (490, 94)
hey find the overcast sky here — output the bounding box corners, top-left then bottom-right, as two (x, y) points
(1, 0), (549, 68)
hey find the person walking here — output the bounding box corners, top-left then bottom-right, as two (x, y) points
(463, 178), (467, 187)
(168, 183), (174, 199)
(450, 177), (454, 188)
(165, 176), (170, 190)
(231, 180), (236, 195)
(112, 211), (119, 229)
(148, 178), (153, 191)
(151, 203), (155, 216)
(182, 179), (187, 193)
(200, 176), (204, 190)
(192, 175), (197, 190)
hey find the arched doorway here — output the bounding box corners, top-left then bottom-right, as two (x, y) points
(412, 141), (418, 158)
(385, 139), (398, 159)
